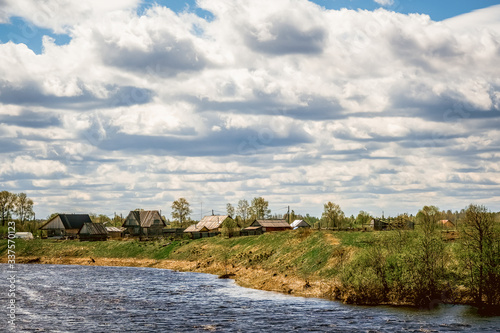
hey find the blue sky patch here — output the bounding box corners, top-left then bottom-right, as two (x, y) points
(0, 16), (71, 54)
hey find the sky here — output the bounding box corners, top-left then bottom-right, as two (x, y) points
(0, 0), (499, 220)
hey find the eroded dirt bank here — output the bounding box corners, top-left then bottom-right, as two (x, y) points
(4, 256), (337, 300)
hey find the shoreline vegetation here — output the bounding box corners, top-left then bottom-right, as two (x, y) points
(2, 227), (499, 313)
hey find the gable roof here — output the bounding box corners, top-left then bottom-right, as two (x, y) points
(40, 214), (92, 230)
(184, 224), (210, 233)
(197, 215), (231, 230)
(79, 223), (108, 235)
(123, 210), (165, 228)
(253, 220), (291, 228)
(291, 219), (310, 228)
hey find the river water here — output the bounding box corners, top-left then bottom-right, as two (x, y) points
(1, 264), (499, 332)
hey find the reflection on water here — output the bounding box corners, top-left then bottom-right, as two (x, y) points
(1, 264), (499, 332)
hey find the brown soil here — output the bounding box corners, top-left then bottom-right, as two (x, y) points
(5, 256), (339, 300)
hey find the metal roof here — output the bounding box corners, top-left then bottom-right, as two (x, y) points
(184, 224), (209, 232)
(106, 226), (125, 232)
(291, 219), (310, 228)
(197, 215), (231, 230)
(254, 220), (291, 228)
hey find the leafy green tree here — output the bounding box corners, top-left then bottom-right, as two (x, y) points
(410, 205), (445, 306)
(458, 204), (500, 306)
(15, 193), (34, 223)
(0, 191), (16, 226)
(250, 197), (270, 220)
(355, 211), (372, 227)
(171, 198), (192, 226)
(322, 202), (344, 229)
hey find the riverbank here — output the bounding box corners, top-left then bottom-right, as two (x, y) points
(8, 255), (332, 300)
(0, 229), (480, 307)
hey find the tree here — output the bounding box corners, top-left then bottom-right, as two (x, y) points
(411, 205), (445, 306)
(171, 198), (192, 226)
(322, 202), (344, 229)
(236, 199), (250, 225)
(226, 203), (235, 217)
(459, 204), (500, 307)
(356, 211), (371, 227)
(0, 191), (16, 226)
(249, 197), (270, 220)
(15, 193), (34, 223)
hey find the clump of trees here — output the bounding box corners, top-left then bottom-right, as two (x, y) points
(339, 204), (500, 309)
(0, 191), (35, 225)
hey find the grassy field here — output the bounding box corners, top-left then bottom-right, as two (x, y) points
(1, 229), (372, 279)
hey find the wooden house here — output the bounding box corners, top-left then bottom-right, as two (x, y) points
(246, 219), (292, 232)
(290, 219), (310, 229)
(106, 226), (125, 239)
(122, 210), (165, 237)
(39, 214), (92, 238)
(79, 223), (108, 241)
(438, 220), (455, 229)
(193, 215), (235, 232)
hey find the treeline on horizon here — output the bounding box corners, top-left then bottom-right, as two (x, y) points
(2, 191), (500, 231)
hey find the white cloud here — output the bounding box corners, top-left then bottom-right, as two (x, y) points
(1, 0), (500, 218)
(374, 0), (394, 7)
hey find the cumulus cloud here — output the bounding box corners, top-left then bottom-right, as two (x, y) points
(374, 0), (394, 6)
(1, 0), (499, 218)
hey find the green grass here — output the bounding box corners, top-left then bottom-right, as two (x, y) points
(0, 230), (366, 280)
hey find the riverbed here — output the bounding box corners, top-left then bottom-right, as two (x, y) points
(1, 264), (499, 332)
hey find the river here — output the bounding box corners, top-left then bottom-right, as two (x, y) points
(1, 264), (499, 332)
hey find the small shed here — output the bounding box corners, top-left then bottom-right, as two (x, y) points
(106, 226), (125, 239)
(14, 232), (34, 240)
(39, 214), (92, 238)
(290, 219), (310, 229)
(247, 219), (292, 232)
(79, 223), (108, 241)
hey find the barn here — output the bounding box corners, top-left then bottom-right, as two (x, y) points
(246, 220), (292, 232)
(79, 223), (108, 241)
(39, 214), (92, 239)
(122, 210), (166, 237)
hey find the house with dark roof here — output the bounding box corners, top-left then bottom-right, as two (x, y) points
(79, 223), (108, 241)
(245, 219), (292, 232)
(122, 210), (165, 237)
(39, 214), (92, 238)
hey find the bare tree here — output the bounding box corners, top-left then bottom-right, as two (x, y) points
(16, 193), (34, 223)
(226, 203), (235, 217)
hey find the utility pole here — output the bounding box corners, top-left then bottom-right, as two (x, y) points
(287, 206), (290, 224)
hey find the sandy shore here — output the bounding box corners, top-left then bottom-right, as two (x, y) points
(5, 256), (337, 300)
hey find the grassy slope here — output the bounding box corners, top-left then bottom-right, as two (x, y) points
(1, 230), (375, 280)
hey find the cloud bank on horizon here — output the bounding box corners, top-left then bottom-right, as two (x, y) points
(0, 0), (499, 218)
